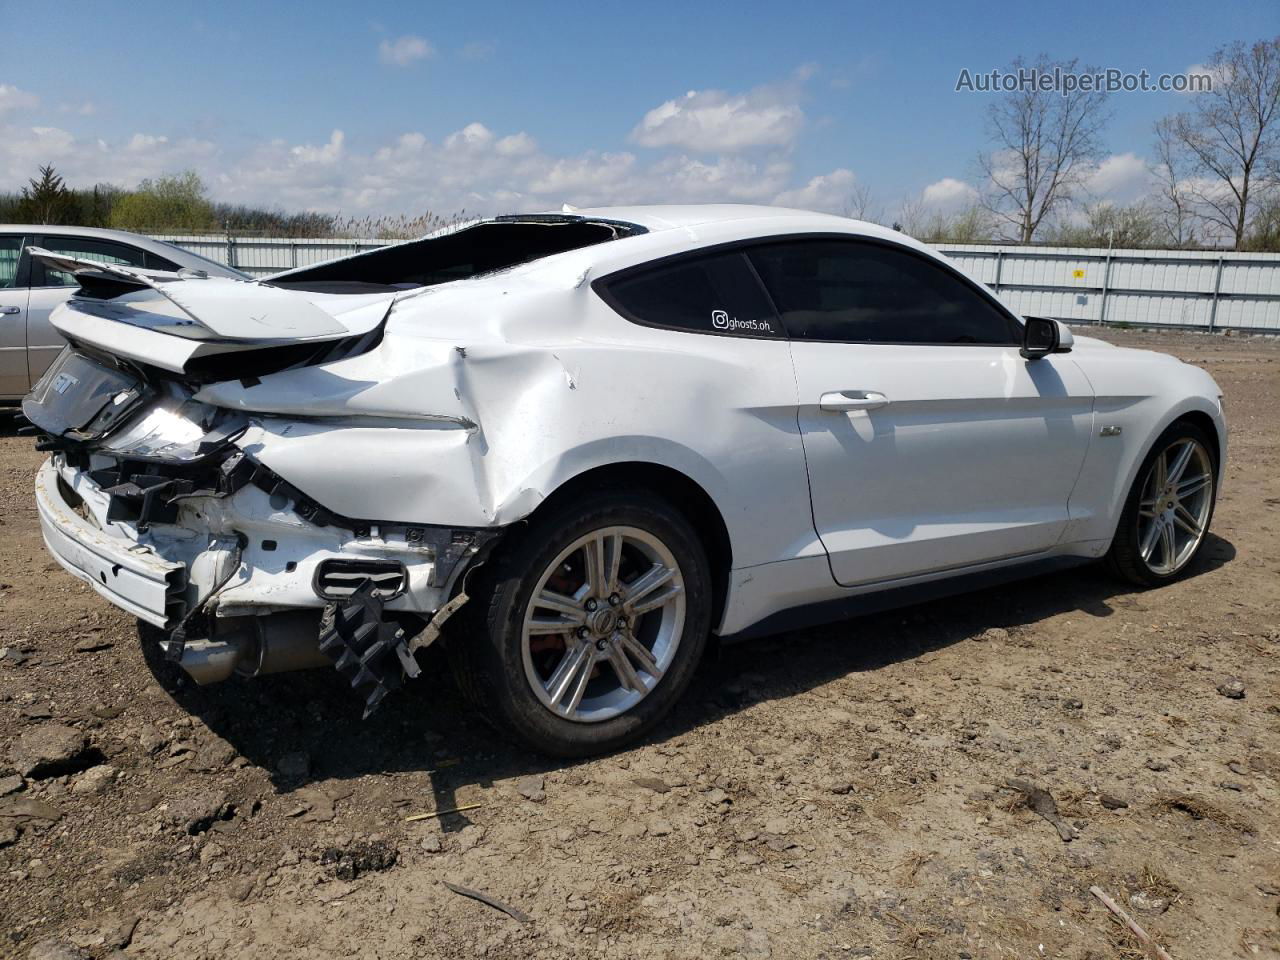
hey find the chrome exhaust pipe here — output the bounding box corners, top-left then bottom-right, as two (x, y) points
(168, 611), (332, 685)
(171, 638), (242, 685)
(235, 611), (333, 677)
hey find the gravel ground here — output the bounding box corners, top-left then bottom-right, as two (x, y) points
(1, 327), (1277, 960)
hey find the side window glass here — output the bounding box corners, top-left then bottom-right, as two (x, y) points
(33, 238), (148, 288)
(599, 251), (782, 338)
(145, 252), (180, 271)
(748, 240), (1019, 345)
(0, 237), (22, 289)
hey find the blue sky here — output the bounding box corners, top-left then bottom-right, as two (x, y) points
(1, 0), (1275, 220)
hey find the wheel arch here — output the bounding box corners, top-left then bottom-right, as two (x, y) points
(524, 461), (733, 631)
(1170, 409), (1222, 469)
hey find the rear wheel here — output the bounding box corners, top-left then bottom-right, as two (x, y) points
(1107, 421), (1217, 586)
(449, 490), (712, 757)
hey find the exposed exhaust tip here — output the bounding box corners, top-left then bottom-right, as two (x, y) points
(162, 638), (242, 685)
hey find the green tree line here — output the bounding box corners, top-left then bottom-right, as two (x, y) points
(0, 166), (458, 239)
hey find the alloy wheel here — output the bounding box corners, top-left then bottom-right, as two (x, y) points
(1136, 437), (1214, 576)
(520, 526), (686, 723)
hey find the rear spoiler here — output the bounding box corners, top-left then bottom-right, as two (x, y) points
(27, 247), (351, 342)
(26, 247), (398, 374)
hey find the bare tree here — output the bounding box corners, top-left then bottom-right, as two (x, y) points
(896, 195), (995, 242)
(1153, 117), (1199, 247)
(978, 55), (1110, 242)
(1159, 37), (1280, 250)
(842, 183), (883, 223)
(896, 194), (928, 237)
(1045, 201), (1162, 248)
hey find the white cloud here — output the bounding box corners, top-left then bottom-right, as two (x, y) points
(291, 129), (345, 164)
(1087, 152), (1153, 203)
(496, 132), (537, 157)
(1181, 61), (1230, 94)
(59, 100), (96, 116)
(920, 177), (979, 212)
(630, 87), (803, 152)
(378, 34), (433, 67)
(0, 85), (39, 114)
(0, 121), (217, 190)
(773, 168), (856, 211)
(0, 84), (852, 218)
(443, 122), (494, 151)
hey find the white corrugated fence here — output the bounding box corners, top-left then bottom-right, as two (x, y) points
(153, 234), (1280, 333)
(939, 244), (1280, 333)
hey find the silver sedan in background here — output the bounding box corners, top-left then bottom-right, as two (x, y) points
(0, 225), (247, 400)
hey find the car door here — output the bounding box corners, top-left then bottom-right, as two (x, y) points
(0, 235), (30, 398)
(25, 235), (158, 387)
(748, 237), (1095, 587)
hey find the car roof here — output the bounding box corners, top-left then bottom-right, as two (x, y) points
(0, 224), (248, 279)
(568, 203), (854, 232)
(557, 203), (944, 272)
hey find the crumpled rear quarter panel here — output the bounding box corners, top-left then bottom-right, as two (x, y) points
(199, 269), (819, 570)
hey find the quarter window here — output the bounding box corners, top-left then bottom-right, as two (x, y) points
(597, 251), (783, 338)
(747, 240), (1020, 345)
(33, 237), (155, 288)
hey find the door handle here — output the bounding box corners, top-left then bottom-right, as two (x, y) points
(820, 390), (890, 412)
(0, 306), (19, 315)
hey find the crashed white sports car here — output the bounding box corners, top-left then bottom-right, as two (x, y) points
(23, 205), (1226, 756)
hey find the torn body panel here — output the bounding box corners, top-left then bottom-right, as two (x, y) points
(195, 273), (815, 554)
(38, 452), (491, 626)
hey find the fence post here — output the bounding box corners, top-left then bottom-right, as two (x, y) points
(226, 233), (237, 271)
(1208, 253), (1225, 332)
(1098, 249), (1114, 326)
(993, 248), (1004, 296)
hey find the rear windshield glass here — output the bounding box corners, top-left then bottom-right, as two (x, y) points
(270, 215), (644, 292)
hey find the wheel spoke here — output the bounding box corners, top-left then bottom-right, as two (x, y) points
(534, 589), (586, 621)
(1152, 450), (1168, 492)
(1176, 473), (1211, 499)
(622, 563), (674, 608)
(1173, 503), (1202, 537)
(619, 632), (663, 679)
(1166, 441), (1195, 486)
(1139, 517), (1163, 562)
(546, 643), (593, 709)
(528, 613), (582, 635)
(1159, 522), (1176, 570)
(630, 582), (683, 615)
(605, 642), (644, 693)
(563, 659), (593, 715)
(584, 534), (608, 598)
(603, 533), (622, 595)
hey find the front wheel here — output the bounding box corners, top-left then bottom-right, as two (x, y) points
(1107, 420), (1218, 587)
(449, 490), (712, 757)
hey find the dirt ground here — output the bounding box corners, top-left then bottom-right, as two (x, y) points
(1, 327), (1277, 960)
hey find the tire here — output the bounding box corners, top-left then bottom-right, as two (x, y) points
(1107, 419), (1218, 587)
(448, 489), (713, 758)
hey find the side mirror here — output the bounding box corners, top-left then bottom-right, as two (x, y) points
(1020, 316), (1072, 360)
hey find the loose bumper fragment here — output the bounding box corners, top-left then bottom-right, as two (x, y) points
(318, 581), (422, 718)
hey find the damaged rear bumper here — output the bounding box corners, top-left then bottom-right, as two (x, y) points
(36, 455), (487, 627)
(36, 459), (186, 626)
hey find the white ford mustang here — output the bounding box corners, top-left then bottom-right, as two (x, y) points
(22, 205), (1226, 756)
